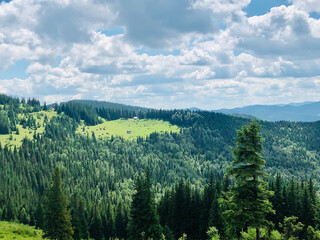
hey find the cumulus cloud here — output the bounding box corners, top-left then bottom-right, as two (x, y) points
(229, 5), (320, 58)
(290, 0), (320, 13)
(1, 0), (320, 109)
(112, 0), (217, 49)
(35, 0), (115, 44)
(192, 0), (250, 19)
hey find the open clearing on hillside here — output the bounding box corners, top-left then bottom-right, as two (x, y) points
(76, 118), (180, 140)
(0, 221), (45, 239)
(0, 110), (57, 148)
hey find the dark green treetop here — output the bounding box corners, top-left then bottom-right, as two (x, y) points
(127, 171), (163, 240)
(44, 167), (74, 240)
(222, 121), (274, 239)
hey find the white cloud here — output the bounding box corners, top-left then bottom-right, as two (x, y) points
(290, 0), (320, 13)
(113, 0), (217, 49)
(1, 0), (320, 109)
(192, 0), (250, 15)
(0, 78), (34, 97)
(229, 5), (320, 59)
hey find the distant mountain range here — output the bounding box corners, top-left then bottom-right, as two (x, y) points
(212, 101), (320, 122)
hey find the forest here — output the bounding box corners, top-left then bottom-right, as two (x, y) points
(0, 93), (320, 239)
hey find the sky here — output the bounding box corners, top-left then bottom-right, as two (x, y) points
(1, 0), (320, 109)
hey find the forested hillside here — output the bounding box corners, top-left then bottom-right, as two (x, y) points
(0, 94), (320, 239)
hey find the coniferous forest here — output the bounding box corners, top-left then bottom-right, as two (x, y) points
(1, 94), (320, 239)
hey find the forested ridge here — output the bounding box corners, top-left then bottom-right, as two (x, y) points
(0, 93), (320, 239)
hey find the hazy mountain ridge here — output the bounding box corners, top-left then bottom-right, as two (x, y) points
(213, 101), (320, 122)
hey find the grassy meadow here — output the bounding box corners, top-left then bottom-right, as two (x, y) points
(0, 221), (46, 239)
(76, 118), (180, 140)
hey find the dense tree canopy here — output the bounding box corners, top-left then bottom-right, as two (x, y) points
(0, 95), (319, 239)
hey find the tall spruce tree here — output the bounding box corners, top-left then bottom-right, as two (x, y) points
(222, 121), (274, 239)
(270, 173), (284, 229)
(70, 194), (89, 240)
(127, 171), (163, 240)
(44, 168), (74, 240)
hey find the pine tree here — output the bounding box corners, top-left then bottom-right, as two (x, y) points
(70, 194), (89, 240)
(208, 190), (223, 235)
(35, 197), (44, 229)
(89, 206), (103, 240)
(221, 122), (274, 239)
(0, 113), (10, 134)
(172, 180), (187, 238)
(115, 204), (128, 239)
(200, 174), (215, 238)
(271, 173), (283, 229)
(102, 205), (114, 240)
(127, 171), (163, 240)
(44, 168), (74, 240)
(287, 177), (298, 218)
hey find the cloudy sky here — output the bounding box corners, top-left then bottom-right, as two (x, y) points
(1, 0), (320, 109)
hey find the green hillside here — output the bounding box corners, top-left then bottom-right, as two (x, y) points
(1, 95), (320, 239)
(76, 118), (180, 140)
(0, 221), (45, 239)
(0, 110), (178, 146)
(0, 110), (56, 148)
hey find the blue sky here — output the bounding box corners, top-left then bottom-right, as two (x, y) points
(1, 0), (320, 109)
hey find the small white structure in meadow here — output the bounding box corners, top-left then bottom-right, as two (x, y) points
(133, 116), (139, 120)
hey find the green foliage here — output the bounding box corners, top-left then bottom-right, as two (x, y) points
(127, 172), (163, 240)
(281, 216), (304, 240)
(240, 227), (281, 240)
(0, 221), (46, 239)
(207, 226), (220, 240)
(178, 233), (187, 240)
(222, 122), (274, 239)
(70, 194), (89, 240)
(0, 112), (10, 134)
(43, 168), (74, 240)
(306, 226), (320, 240)
(58, 102), (101, 125)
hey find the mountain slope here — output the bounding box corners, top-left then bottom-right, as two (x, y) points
(1, 95), (320, 239)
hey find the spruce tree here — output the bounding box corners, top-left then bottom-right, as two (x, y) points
(115, 204), (127, 239)
(44, 168), (74, 240)
(89, 206), (103, 240)
(208, 190), (223, 235)
(222, 122), (274, 239)
(127, 171), (163, 240)
(271, 173), (284, 229)
(70, 194), (89, 240)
